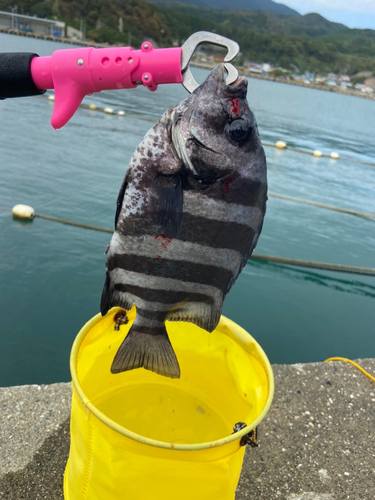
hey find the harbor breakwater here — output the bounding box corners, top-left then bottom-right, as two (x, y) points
(1, 359), (374, 499)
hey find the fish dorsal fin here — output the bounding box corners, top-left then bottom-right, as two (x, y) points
(115, 169), (129, 229)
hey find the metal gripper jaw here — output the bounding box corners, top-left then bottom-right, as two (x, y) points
(180, 31), (240, 93)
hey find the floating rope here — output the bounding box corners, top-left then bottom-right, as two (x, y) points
(4, 191), (375, 223)
(268, 192), (375, 219)
(34, 213), (113, 233)
(251, 254), (375, 277)
(39, 94), (375, 168)
(262, 141), (375, 168)
(2, 206), (375, 277)
(324, 357), (375, 382)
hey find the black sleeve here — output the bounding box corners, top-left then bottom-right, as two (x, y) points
(0, 52), (46, 98)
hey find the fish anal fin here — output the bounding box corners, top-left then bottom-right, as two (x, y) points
(153, 173), (183, 238)
(111, 326), (180, 379)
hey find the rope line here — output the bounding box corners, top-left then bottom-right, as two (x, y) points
(3, 207), (375, 277)
(268, 192), (375, 219)
(4, 194), (375, 221)
(324, 357), (375, 382)
(262, 141), (375, 167)
(250, 254), (375, 277)
(34, 213), (113, 233)
(38, 95), (375, 168)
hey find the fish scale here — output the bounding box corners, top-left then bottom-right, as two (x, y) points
(101, 64), (267, 379)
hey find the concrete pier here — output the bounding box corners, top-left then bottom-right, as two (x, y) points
(0, 359), (374, 499)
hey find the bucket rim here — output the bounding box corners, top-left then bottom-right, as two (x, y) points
(70, 310), (274, 451)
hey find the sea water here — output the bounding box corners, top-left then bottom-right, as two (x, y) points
(0, 33), (375, 386)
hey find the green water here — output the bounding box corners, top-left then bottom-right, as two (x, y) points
(0, 34), (374, 386)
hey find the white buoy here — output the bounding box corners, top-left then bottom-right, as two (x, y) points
(117, 110), (126, 116)
(330, 152), (339, 159)
(48, 95), (55, 101)
(275, 141), (287, 149)
(12, 204), (35, 220)
(88, 104), (97, 110)
(313, 150), (322, 157)
(104, 107), (114, 114)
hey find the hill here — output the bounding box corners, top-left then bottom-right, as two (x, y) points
(149, 0), (299, 16)
(160, 6), (347, 37)
(0, 0), (374, 75)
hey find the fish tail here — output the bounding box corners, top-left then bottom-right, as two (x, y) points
(111, 324), (180, 379)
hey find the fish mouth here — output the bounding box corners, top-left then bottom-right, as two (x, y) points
(222, 73), (248, 98)
(227, 75), (248, 91)
(230, 75), (247, 87)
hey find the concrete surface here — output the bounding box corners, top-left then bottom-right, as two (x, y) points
(0, 359), (374, 499)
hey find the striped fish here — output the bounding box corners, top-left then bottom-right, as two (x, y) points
(101, 64), (267, 378)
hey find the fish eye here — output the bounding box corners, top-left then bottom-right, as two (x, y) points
(227, 119), (250, 143)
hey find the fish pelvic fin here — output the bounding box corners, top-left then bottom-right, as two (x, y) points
(111, 325), (181, 379)
(167, 302), (222, 333)
(100, 271), (133, 316)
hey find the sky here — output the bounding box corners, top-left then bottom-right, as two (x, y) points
(281, 0), (375, 30)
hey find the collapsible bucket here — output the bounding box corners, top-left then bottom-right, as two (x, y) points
(64, 307), (274, 500)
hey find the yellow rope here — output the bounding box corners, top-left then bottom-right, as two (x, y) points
(324, 357), (375, 382)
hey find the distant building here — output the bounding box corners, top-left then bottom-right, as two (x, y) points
(245, 62), (262, 74)
(364, 77), (375, 90)
(327, 72), (337, 81)
(0, 10), (65, 37)
(262, 63), (271, 75)
(300, 71), (314, 83)
(67, 26), (83, 41)
(355, 83), (373, 93)
(340, 75), (351, 82)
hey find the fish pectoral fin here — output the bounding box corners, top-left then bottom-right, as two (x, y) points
(111, 327), (180, 379)
(154, 173), (183, 238)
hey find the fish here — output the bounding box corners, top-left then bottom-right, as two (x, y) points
(100, 63), (267, 379)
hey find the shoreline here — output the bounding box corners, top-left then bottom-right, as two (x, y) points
(1, 28), (374, 101)
(192, 61), (375, 101)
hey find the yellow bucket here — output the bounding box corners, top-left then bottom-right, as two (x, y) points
(64, 307), (274, 500)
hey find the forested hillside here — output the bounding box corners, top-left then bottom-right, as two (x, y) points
(1, 0), (374, 75)
(149, 0), (299, 16)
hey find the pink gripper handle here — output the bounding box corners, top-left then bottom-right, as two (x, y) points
(30, 42), (182, 129)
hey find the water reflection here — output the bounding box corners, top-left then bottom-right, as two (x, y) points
(245, 260), (375, 299)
